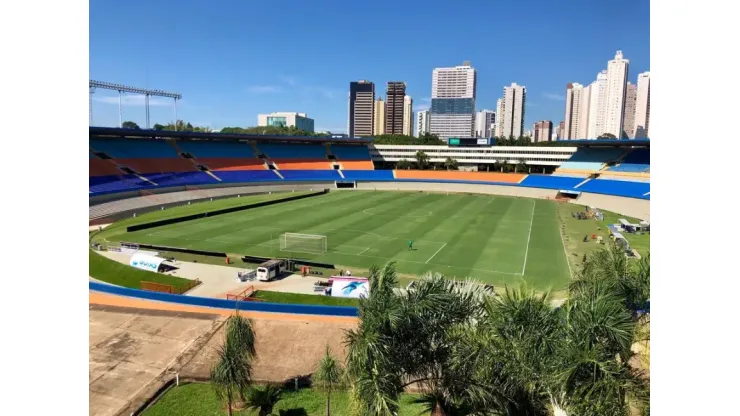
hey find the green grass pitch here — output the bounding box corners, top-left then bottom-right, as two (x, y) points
(111, 190), (572, 290)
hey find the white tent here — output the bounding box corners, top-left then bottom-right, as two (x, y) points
(130, 253), (166, 273)
(330, 277), (370, 298)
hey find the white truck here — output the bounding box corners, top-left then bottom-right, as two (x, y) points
(256, 259), (283, 281)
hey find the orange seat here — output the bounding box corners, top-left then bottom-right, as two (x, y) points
(196, 158), (266, 171)
(340, 160), (375, 170)
(89, 158), (123, 177)
(393, 170), (526, 183)
(116, 158), (197, 174)
(273, 159), (334, 170)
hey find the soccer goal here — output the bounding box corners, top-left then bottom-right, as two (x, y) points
(280, 233), (328, 254)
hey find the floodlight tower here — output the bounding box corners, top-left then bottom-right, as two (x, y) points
(88, 80), (182, 129)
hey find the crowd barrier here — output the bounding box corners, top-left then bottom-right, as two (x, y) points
(89, 281), (359, 317)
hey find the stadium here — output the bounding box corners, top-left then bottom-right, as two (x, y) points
(88, 126), (650, 415)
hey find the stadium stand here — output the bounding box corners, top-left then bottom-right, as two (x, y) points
(115, 158), (198, 174)
(90, 138), (177, 158)
(341, 170), (395, 181)
(214, 170), (282, 183)
(143, 172), (219, 187)
(257, 143), (327, 159)
(331, 145), (373, 160)
(607, 148), (650, 172)
(577, 178), (650, 199)
(195, 158), (266, 171)
(519, 175), (585, 190)
(339, 160), (375, 170)
(89, 158), (125, 177)
(176, 140), (256, 158)
(557, 147), (625, 172)
(280, 170), (343, 181)
(273, 159), (334, 170)
(89, 175), (150, 195)
(394, 170), (526, 183)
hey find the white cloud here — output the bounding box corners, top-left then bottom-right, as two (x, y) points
(543, 92), (565, 101)
(247, 85), (282, 94)
(280, 75), (297, 86)
(93, 95), (172, 106)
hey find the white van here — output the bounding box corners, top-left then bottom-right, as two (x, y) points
(256, 260), (282, 281)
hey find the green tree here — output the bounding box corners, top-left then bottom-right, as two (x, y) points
(312, 346), (346, 416)
(598, 133), (618, 139)
(246, 384), (283, 416)
(396, 159), (413, 170)
(415, 150), (430, 170)
(443, 157), (458, 171)
(121, 120), (140, 129)
(515, 159), (528, 173)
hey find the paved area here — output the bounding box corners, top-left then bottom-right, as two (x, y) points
(99, 251), (323, 297)
(89, 304), (223, 416)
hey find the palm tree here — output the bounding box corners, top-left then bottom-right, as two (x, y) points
(246, 384), (283, 416)
(415, 150), (430, 170)
(312, 346), (345, 416)
(211, 341), (252, 416)
(225, 312), (256, 401)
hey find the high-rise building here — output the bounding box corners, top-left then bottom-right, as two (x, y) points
(579, 85), (591, 139)
(634, 72), (650, 139)
(603, 51), (629, 137)
(429, 61), (477, 140)
(586, 71), (608, 139)
(475, 110), (495, 138)
(348, 80), (375, 137)
(385, 82), (406, 134)
(533, 120), (553, 143)
(373, 98), (385, 135)
(563, 83), (585, 140)
(499, 83), (526, 138)
(622, 82), (638, 139)
(556, 121), (565, 140)
(417, 110), (430, 136)
(403, 95), (413, 136)
(495, 99), (504, 137)
(257, 112), (315, 132)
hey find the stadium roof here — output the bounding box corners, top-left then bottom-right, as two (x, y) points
(562, 139), (650, 148)
(89, 126), (373, 144)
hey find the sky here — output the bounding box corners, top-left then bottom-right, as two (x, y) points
(89, 0), (650, 134)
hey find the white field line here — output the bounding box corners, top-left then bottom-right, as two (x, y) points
(357, 247), (370, 255)
(521, 199), (536, 276)
(425, 243), (448, 264)
(487, 197), (495, 205)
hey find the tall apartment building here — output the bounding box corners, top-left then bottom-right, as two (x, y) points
(634, 72), (650, 139)
(474, 110), (495, 138)
(622, 82), (638, 138)
(429, 61), (477, 140)
(373, 98), (385, 135)
(556, 121), (565, 140)
(385, 82), (406, 135)
(417, 110), (430, 136)
(533, 120), (553, 143)
(563, 83), (585, 140)
(587, 70), (609, 139)
(603, 51), (629, 137)
(403, 95), (413, 136)
(348, 80), (375, 137)
(257, 112), (315, 132)
(495, 99), (504, 137)
(499, 83), (526, 138)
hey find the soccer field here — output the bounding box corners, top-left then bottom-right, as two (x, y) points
(119, 191), (572, 290)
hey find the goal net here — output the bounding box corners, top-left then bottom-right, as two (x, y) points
(280, 233), (328, 254)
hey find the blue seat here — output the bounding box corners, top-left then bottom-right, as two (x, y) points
(143, 172), (219, 187)
(280, 170), (342, 181)
(215, 170), (283, 183)
(578, 179), (650, 199)
(258, 143), (327, 159)
(177, 140), (255, 158)
(90, 139), (177, 158)
(559, 147), (626, 171)
(519, 175), (583, 190)
(331, 145), (372, 160)
(341, 170), (395, 180)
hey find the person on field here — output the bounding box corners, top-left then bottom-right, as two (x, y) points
(408, 240), (413, 250)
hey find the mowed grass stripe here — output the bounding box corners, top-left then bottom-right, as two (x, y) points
(520, 200), (570, 290)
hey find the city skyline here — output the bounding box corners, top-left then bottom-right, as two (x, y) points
(90, 0), (649, 133)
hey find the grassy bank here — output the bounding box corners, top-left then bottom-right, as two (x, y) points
(253, 290), (359, 307)
(142, 382), (424, 416)
(89, 249), (193, 290)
